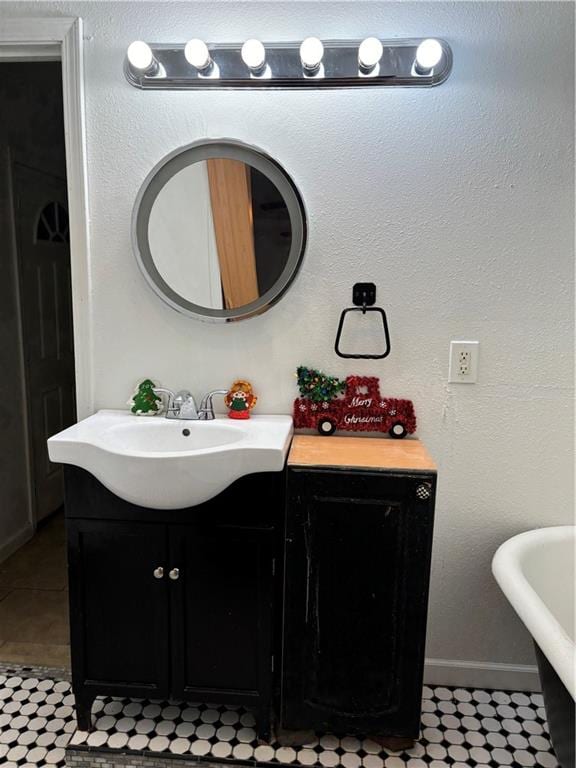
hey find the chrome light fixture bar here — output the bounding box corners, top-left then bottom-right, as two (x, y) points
(124, 38), (452, 89)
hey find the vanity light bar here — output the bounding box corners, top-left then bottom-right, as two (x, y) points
(124, 38), (452, 89)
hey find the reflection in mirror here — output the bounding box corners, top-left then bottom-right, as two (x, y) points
(148, 158), (291, 310)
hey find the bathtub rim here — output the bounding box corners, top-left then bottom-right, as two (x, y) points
(492, 525), (575, 700)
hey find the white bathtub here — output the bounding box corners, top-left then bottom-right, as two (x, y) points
(493, 526), (575, 767)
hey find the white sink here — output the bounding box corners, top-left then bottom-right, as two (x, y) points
(48, 410), (293, 510)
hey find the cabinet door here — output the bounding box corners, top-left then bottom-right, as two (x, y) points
(67, 520), (170, 698)
(281, 469), (435, 738)
(169, 524), (274, 704)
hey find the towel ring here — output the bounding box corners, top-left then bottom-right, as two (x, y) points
(334, 283), (391, 360)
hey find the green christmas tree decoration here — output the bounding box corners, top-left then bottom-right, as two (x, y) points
(296, 366), (346, 403)
(130, 379), (162, 415)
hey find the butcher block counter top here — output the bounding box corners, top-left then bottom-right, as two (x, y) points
(287, 435), (436, 473)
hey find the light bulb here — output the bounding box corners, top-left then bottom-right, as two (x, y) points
(358, 37), (383, 70)
(185, 39), (211, 70)
(127, 41), (154, 71)
(300, 37), (324, 71)
(415, 38), (443, 71)
(241, 39), (266, 71)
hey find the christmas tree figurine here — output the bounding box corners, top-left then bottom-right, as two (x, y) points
(296, 366), (346, 403)
(129, 379), (163, 416)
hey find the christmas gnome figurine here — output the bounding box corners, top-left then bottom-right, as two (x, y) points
(128, 379), (163, 416)
(224, 380), (257, 420)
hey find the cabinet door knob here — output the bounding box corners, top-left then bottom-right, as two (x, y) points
(153, 567), (164, 579)
(169, 568), (180, 581)
(416, 483), (432, 500)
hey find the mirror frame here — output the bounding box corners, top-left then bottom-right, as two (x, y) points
(132, 139), (307, 322)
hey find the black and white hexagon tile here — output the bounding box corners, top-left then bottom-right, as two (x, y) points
(0, 668), (559, 768)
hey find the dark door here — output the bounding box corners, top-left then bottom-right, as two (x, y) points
(14, 163), (75, 521)
(281, 468), (435, 738)
(67, 520), (171, 698)
(170, 523), (275, 704)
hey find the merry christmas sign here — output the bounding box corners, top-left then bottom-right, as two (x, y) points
(293, 367), (416, 439)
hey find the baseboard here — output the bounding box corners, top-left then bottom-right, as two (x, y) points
(0, 522), (33, 565)
(424, 657), (541, 692)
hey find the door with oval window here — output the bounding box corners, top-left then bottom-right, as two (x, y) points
(14, 162), (76, 521)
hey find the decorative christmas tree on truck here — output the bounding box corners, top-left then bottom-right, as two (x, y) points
(296, 366), (346, 403)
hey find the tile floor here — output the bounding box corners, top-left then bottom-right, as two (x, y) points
(0, 512), (70, 669)
(0, 666), (559, 768)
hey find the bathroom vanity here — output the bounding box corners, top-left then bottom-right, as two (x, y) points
(59, 424), (436, 744)
(65, 467), (282, 739)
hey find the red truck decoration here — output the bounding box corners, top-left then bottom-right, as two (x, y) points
(293, 367), (416, 439)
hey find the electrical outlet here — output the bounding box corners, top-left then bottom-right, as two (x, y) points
(449, 341), (479, 383)
(458, 349), (471, 376)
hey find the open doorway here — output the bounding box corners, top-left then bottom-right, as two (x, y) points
(0, 61), (74, 669)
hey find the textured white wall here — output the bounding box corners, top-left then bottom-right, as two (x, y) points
(1, 1), (573, 676)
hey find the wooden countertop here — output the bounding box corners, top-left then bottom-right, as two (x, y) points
(288, 435), (436, 473)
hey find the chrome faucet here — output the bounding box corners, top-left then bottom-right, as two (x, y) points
(153, 387), (227, 420)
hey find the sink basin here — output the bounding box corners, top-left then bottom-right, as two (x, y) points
(103, 420), (244, 453)
(48, 410), (293, 509)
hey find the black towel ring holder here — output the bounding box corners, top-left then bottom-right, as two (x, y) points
(334, 283), (391, 360)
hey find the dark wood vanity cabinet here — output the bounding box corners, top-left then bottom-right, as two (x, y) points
(281, 436), (436, 742)
(65, 466), (280, 739)
(64, 434), (436, 745)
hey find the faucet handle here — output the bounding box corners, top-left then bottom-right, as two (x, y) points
(152, 387), (176, 414)
(199, 389), (228, 420)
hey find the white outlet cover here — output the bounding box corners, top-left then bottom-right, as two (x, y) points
(449, 340), (480, 383)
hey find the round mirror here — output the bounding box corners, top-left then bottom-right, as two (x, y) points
(133, 140), (306, 321)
